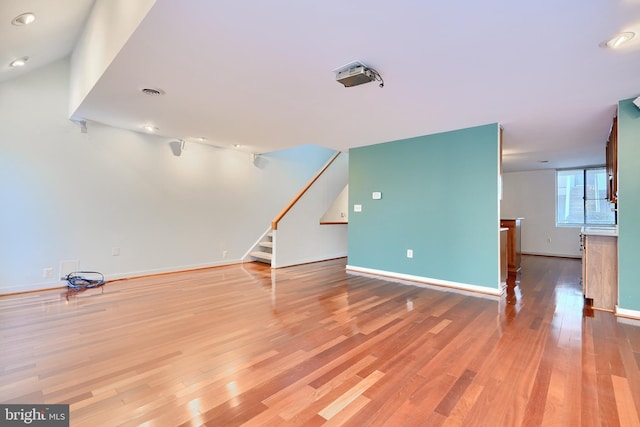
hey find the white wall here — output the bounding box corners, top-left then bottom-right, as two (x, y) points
(274, 153), (349, 268)
(0, 59), (335, 294)
(320, 184), (348, 223)
(69, 0), (156, 115)
(501, 170), (581, 258)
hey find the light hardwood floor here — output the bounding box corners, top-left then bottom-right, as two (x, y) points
(1, 256), (640, 426)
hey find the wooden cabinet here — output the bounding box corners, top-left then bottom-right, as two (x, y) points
(581, 233), (617, 311)
(606, 116), (618, 203)
(500, 219), (522, 274)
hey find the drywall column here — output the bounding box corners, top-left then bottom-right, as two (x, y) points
(617, 98), (640, 314)
(347, 123), (501, 293)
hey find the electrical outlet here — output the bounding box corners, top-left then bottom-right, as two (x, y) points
(112, 247), (121, 256)
(222, 250), (228, 258)
(43, 268), (54, 279)
(546, 237), (551, 244)
(407, 249), (413, 258)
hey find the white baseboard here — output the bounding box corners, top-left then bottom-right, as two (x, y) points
(0, 281), (67, 295)
(616, 306), (640, 320)
(104, 259), (244, 282)
(273, 252), (348, 269)
(0, 259), (244, 296)
(345, 265), (502, 297)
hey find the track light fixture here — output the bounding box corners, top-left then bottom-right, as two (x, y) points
(169, 140), (185, 156)
(70, 118), (88, 133)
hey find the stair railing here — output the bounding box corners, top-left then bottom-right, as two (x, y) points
(271, 151), (341, 230)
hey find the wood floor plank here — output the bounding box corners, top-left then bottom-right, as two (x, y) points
(581, 316), (602, 427)
(434, 369), (476, 417)
(440, 382), (484, 427)
(318, 370), (385, 420)
(322, 394), (370, 427)
(1, 256), (639, 426)
(611, 375), (640, 427)
(616, 323), (640, 424)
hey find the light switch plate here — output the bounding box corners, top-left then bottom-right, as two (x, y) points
(354, 204), (362, 212)
(372, 191), (382, 200)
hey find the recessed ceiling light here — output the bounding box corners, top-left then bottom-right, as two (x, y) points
(140, 88), (165, 96)
(143, 125), (158, 132)
(12, 13), (36, 26)
(9, 57), (28, 67)
(603, 32), (635, 49)
(233, 144), (241, 148)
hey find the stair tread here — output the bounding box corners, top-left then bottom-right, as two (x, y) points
(259, 241), (273, 248)
(250, 251), (273, 261)
(267, 231), (273, 238)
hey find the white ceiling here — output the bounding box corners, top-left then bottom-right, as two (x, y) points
(3, 0), (640, 172)
(0, 0), (94, 82)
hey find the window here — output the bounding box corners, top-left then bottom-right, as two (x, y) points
(556, 167), (616, 226)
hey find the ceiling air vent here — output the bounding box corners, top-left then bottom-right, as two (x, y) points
(140, 88), (165, 96)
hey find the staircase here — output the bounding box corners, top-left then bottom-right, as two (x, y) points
(247, 151), (343, 268)
(250, 231), (273, 265)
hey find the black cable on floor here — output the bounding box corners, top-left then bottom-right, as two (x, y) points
(62, 271), (105, 289)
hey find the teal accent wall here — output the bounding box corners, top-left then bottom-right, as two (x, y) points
(348, 123), (500, 289)
(618, 98), (640, 311)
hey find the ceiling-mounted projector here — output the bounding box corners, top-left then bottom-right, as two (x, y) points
(336, 65), (377, 87)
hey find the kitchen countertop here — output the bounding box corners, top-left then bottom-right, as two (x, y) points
(581, 226), (618, 237)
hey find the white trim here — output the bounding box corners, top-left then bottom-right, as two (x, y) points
(616, 306), (640, 320)
(345, 265), (502, 297)
(103, 259), (244, 281)
(273, 252), (348, 269)
(271, 229), (277, 267)
(0, 281), (67, 295)
(1, 259), (244, 296)
(242, 226), (272, 262)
